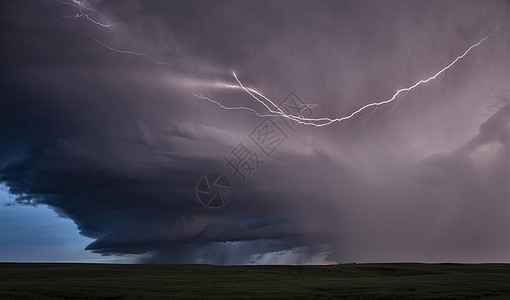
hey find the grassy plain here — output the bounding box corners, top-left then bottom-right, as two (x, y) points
(1, 263), (509, 299)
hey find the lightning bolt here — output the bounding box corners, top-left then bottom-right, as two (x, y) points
(384, 90), (409, 117)
(52, 0), (501, 129)
(297, 103), (317, 117)
(192, 93), (278, 118)
(86, 35), (174, 67)
(411, 72), (445, 109)
(196, 26), (500, 127)
(56, 0), (95, 12)
(57, 13), (112, 28)
(54, 0), (182, 69)
(355, 106), (379, 129)
(55, 0), (112, 28)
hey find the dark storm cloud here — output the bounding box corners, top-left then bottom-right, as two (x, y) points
(1, 0), (508, 263)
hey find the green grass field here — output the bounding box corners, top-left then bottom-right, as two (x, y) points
(1, 263), (509, 299)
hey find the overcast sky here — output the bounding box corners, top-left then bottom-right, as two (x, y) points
(0, 0), (508, 264)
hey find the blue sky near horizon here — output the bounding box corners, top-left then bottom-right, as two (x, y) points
(0, 184), (136, 263)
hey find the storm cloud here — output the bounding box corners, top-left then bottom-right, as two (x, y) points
(0, 0), (508, 264)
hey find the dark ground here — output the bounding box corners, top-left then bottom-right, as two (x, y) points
(0, 263), (509, 299)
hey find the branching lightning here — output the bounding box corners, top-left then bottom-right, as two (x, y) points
(411, 72), (445, 109)
(384, 90), (409, 117)
(57, 13), (112, 27)
(195, 26), (500, 127)
(192, 93), (278, 118)
(56, 0), (95, 12)
(54, 0), (177, 68)
(55, 0), (111, 27)
(86, 35), (174, 67)
(52, 0), (501, 129)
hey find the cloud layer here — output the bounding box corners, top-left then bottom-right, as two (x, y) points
(0, 0), (508, 264)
